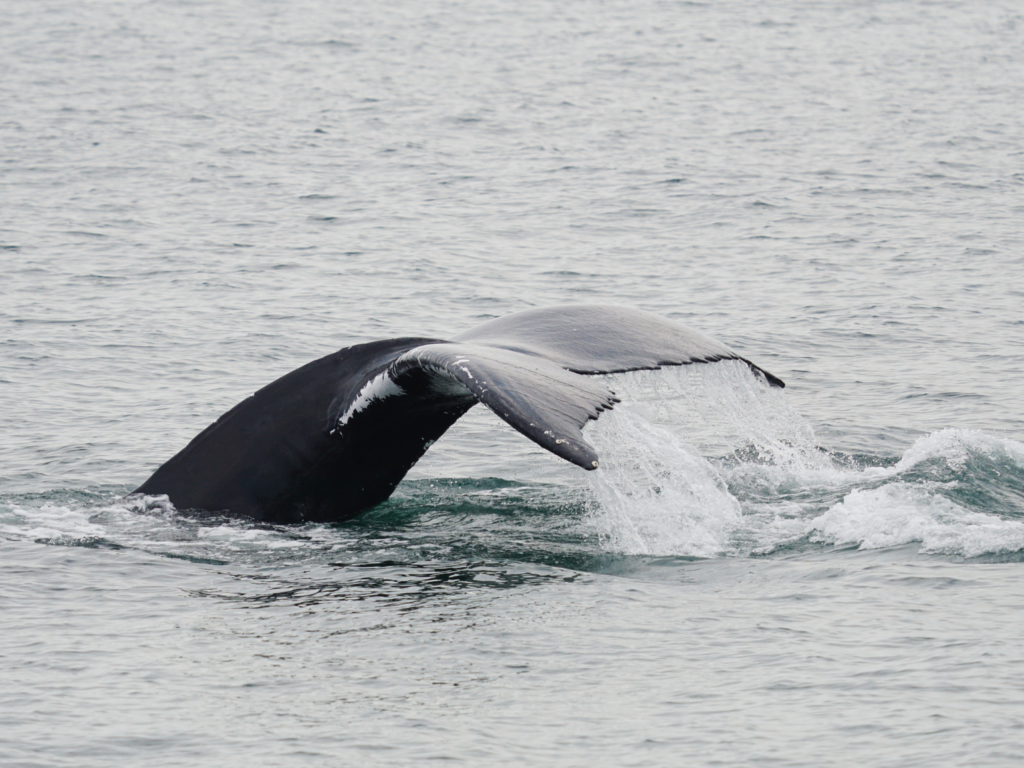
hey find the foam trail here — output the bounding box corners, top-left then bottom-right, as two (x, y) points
(0, 495), (340, 562)
(0, 502), (108, 544)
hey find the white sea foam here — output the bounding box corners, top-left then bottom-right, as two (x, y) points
(809, 483), (1024, 557)
(583, 365), (1024, 559)
(0, 502), (108, 544)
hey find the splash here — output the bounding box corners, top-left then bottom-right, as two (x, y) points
(582, 363), (1024, 559)
(582, 361), (818, 557)
(584, 407), (742, 557)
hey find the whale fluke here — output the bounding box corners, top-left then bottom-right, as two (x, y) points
(134, 306), (784, 523)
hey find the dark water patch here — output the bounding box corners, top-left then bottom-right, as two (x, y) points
(35, 535), (126, 550)
(13, 316), (96, 325)
(333, 478), (607, 572)
(946, 456), (1024, 518)
(159, 551), (231, 565)
(301, 38), (357, 49)
(967, 550), (1024, 564)
(538, 270), (587, 277)
(191, 559), (584, 612)
(749, 533), (834, 559)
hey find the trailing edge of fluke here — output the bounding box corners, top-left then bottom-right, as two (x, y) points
(134, 305), (784, 524)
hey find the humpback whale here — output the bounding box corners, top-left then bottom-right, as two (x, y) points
(135, 306), (784, 524)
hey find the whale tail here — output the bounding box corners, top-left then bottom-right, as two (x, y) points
(135, 305), (784, 523)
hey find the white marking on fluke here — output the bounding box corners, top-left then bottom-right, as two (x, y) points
(336, 371), (405, 433)
(452, 356), (474, 379)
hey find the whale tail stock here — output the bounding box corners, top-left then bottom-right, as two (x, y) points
(134, 305), (784, 523)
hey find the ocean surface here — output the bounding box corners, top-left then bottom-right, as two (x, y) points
(3, 0), (1024, 765)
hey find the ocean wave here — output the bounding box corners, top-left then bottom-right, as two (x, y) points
(808, 482), (1024, 557)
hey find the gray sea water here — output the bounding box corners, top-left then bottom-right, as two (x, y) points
(3, 1), (1024, 765)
